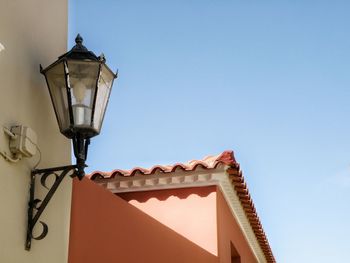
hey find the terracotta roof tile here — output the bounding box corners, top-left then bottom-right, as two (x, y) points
(88, 150), (275, 263)
(89, 150), (237, 180)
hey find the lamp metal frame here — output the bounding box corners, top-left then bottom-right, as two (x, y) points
(25, 34), (117, 250)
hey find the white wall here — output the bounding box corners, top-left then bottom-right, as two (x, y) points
(0, 0), (71, 262)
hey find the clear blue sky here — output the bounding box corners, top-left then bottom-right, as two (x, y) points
(69, 1), (350, 262)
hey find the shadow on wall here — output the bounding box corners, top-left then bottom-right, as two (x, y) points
(118, 186), (214, 202)
(69, 179), (219, 263)
(117, 186), (218, 255)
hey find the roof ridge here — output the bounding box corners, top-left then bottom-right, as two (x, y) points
(88, 150), (236, 180)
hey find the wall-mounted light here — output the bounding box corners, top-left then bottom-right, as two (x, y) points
(0, 42), (4, 53)
(25, 34), (117, 250)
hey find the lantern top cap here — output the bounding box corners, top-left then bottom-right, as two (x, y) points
(40, 34), (117, 77)
(57, 33), (99, 61)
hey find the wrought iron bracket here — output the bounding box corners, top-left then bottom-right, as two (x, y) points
(25, 164), (80, 250)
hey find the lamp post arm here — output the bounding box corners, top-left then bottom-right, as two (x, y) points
(72, 135), (90, 179)
(25, 165), (78, 250)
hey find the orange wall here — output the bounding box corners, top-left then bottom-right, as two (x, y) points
(216, 188), (258, 263)
(118, 186), (217, 255)
(68, 179), (218, 263)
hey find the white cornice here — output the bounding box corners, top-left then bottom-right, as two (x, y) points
(93, 165), (267, 263)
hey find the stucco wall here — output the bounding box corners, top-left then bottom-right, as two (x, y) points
(119, 186), (218, 255)
(69, 179), (218, 263)
(217, 188), (258, 263)
(0, 1), (71, 262)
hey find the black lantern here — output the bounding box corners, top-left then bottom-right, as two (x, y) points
(25, 35), (117, 250)
(40, 34), (117, 178)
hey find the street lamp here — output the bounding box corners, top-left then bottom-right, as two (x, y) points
(41, 34), (117, 178)
(26, 34), (117, 250)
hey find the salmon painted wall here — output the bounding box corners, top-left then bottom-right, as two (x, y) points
(217, 188), (258, 263)
(68, 179), (218, 263)
(118, 186), (217, 255)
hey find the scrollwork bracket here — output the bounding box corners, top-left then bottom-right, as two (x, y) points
(25, 165), (79, 250)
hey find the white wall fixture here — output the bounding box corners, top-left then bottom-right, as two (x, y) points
(9, 125), (37, 158)
(1, 125), (37, 162)
(0, 42), (5, 53)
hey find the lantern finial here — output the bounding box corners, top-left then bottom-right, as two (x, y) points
(75, 34), (83, 45)
(72, 34), (87, 52)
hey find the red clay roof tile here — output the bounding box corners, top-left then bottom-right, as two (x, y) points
(88, 150), (238, 180)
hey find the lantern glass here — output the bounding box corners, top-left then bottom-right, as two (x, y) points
(45, 61), (70, 133)
(93, 64), (115, 133)
(41, 34), (117, 139)
(67, 60), (100, 130)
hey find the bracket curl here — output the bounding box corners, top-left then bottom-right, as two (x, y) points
(25, 165), (79, 250)
(40, 171), (59, 189)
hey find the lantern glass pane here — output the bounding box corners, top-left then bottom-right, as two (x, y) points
(93, 64), (114, 133)
(45, 61), (70, 133)
(67, 60), (100, 129)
